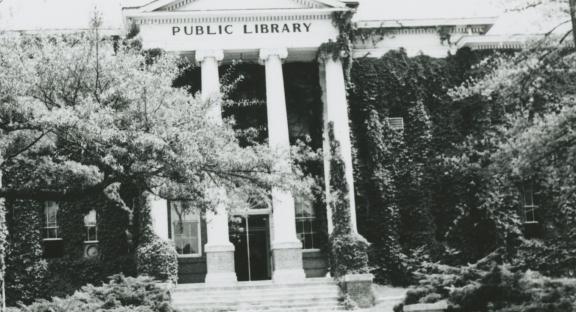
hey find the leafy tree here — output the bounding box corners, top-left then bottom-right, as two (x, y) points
(0, 29), (309, 303)
(504, 0), (575, 44)
(447, 31), (576, 268)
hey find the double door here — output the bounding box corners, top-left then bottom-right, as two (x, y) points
(230, 214), (271, 281)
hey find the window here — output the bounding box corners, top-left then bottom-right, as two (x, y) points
(521, 182), (542, 238)
(169, 201), (201, 257)
(386, 117), (404, 131)
(84, 209), (98, 242)
(43, 201), (63, 258)
(521, 182), (540, 224)
(295, 197), (319, 250)
(43, 201), (60, 240)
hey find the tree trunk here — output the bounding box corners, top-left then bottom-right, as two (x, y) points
(570, 0), (576, 46)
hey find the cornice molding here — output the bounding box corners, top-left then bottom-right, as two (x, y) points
(128, 11), (334, 25)
(141, 0), (334, 12)
(365, 24), (489, 36)
(355, 17), (498, 29)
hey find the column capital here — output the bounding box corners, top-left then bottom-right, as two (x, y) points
(259, 48), (288, 63)
(318, 50), (349, 63)
(196, 49), (224, 64)
(317, 39), (349, 63)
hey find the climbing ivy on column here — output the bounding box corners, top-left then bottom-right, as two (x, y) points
(327, 122), (370, 278)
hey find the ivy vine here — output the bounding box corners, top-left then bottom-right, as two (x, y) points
(318, 11), (356, 84)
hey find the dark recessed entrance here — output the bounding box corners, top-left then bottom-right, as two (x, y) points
(230, 214), (271, 281)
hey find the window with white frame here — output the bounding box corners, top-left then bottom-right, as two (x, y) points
(386, 117), (404, 131)
(295, 197), (319, 250)
(169, 201), (201, 257)
(84, 209), (98, 242)
(43, 201), (60, 240)
(521, 182), (540, 224)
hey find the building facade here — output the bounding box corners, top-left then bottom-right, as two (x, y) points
(118, 0), (498, 285)
(3, 0), (537, 287)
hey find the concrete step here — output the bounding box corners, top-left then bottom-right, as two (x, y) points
(174, 297), (340, 309)
(240, 308), (345, 312)
(376, 295), (405, 304)
(173, 287), (340, 299)
(173, 287), (341, 298)
(174, 278), (336, 292)
(172, 278), (344, 312)
(173, 294), (339, 306)
(173, 294), (340, 304)
(178, 306), (345, 312)
(177, 302), (344, 312)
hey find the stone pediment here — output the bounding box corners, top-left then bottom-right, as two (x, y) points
(139, 0), (345, 12)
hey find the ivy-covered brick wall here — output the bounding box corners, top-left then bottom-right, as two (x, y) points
(5, 199), (47, 305)
(348, 48), (498, 285)
(4, 193), (139, 305)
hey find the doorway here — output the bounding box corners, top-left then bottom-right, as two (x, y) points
(230, 214), (271, 281)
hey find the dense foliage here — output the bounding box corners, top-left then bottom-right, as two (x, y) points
(395, 259), (576, 312)
(350, 48), (499, 284)
(11, 274), (174, 312)
(136, 236), (178, 284)
(327, 123), (370, 278)
(0, 30), (309, 205)
(4, 200), (48, 305)
(349, 14), (576, 309)
(351, 39), (576, 288)
(3, 194), (144, 304)
(0, 25), (312, 304)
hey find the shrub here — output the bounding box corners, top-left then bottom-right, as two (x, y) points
(330, 233), (370, 278)
(512, 238), (576, 278)
(14, 274), (174, 312)
(44, 256), (106, 298)
(394, 259), (576, 312)
(136, 236), (178, 283)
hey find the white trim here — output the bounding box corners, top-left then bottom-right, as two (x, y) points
(42, 238), (63, 242)
(140, 0), (181, 12)
(126, 8), (347, 22)
(176, 253), (203, 259)
(234, 208), (272, 216)
(136, 0), (339, 13)
(355, 17), (498, 29)
(302, 248), (321, 253)
(84, 240), (100, 244)
(454, 34), (574, 50)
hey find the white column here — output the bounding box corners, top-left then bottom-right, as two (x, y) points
(320, 55), (358, 234)
(196, 49), (237, 284)
(150, 195), (169, 240)
(198, 49), (224, 121)
(260, 48), (305, 283)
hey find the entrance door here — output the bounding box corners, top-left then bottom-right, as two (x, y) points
(230, 214), (271, 281)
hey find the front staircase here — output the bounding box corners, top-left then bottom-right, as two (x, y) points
(172, 277), (345, 312)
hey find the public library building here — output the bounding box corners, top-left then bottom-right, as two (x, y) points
(2, 0), (518, 286)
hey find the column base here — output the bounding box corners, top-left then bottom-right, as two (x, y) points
(272, 241), (306, 284)
(204, 243), (237, 285)
(341, 273), (375, 308)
